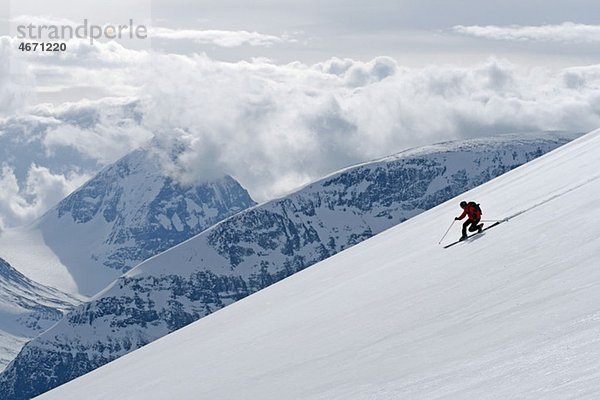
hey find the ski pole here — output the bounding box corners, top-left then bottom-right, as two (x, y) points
(438, 220), (456, 244)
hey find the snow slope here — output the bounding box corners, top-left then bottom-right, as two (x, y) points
(0, 133), (575, 399)
(0, 148), (256, 296)
(38, 128), (600, 400)
(0, 258), (81, 371)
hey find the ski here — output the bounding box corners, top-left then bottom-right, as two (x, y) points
(443, 221), (502, 249)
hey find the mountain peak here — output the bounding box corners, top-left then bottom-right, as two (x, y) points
(1, 147), (256, 297)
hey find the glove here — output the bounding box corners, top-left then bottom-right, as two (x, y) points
(454, 217), (459, 220)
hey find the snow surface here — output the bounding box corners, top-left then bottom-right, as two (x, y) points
(38, 129), (600, 399)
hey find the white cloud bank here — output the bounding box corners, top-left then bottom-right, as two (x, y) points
(2, 36), (600, 226)
(42, 100), (153, 164)
(139, 54), (600, 201)
(453, 22), (600, 43)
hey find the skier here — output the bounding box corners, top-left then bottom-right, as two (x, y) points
(455, 201), (483, 241)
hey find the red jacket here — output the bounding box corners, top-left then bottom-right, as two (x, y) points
(457, 203), (481, 221)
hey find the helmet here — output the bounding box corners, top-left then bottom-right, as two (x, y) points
(460, 201), (467, 208)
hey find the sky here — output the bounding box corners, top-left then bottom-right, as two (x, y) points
(1, 0), (600, 228)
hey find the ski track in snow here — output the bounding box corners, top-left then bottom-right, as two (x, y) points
(505, 173), (600, 223)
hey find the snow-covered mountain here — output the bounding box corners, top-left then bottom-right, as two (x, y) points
(37, 129), (600, 400)
(0, 257), (81, 372)
(0, 148), (256, 296)
(0, 133), (574, 400)
(0, 99), (150, 230)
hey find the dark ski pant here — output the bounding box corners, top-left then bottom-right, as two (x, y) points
(462, 218), (481, 237)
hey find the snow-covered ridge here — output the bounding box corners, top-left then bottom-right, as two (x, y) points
(0, 147), (256, 296)
(0, 133), (574, 399)
(39, 129), (600, 400)
(0, 258), (82, 372)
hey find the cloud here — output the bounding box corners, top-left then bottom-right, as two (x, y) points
(314, 57), (398, 87)
(0, 163), (89, 230)
(452, 22), (600, 43)
(43, 99), (153, 164)
(3, 30), (600, 218)
(137, 55), (600, 201)
(0, 97), (152, 228)
(151, 27), (294, 47)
